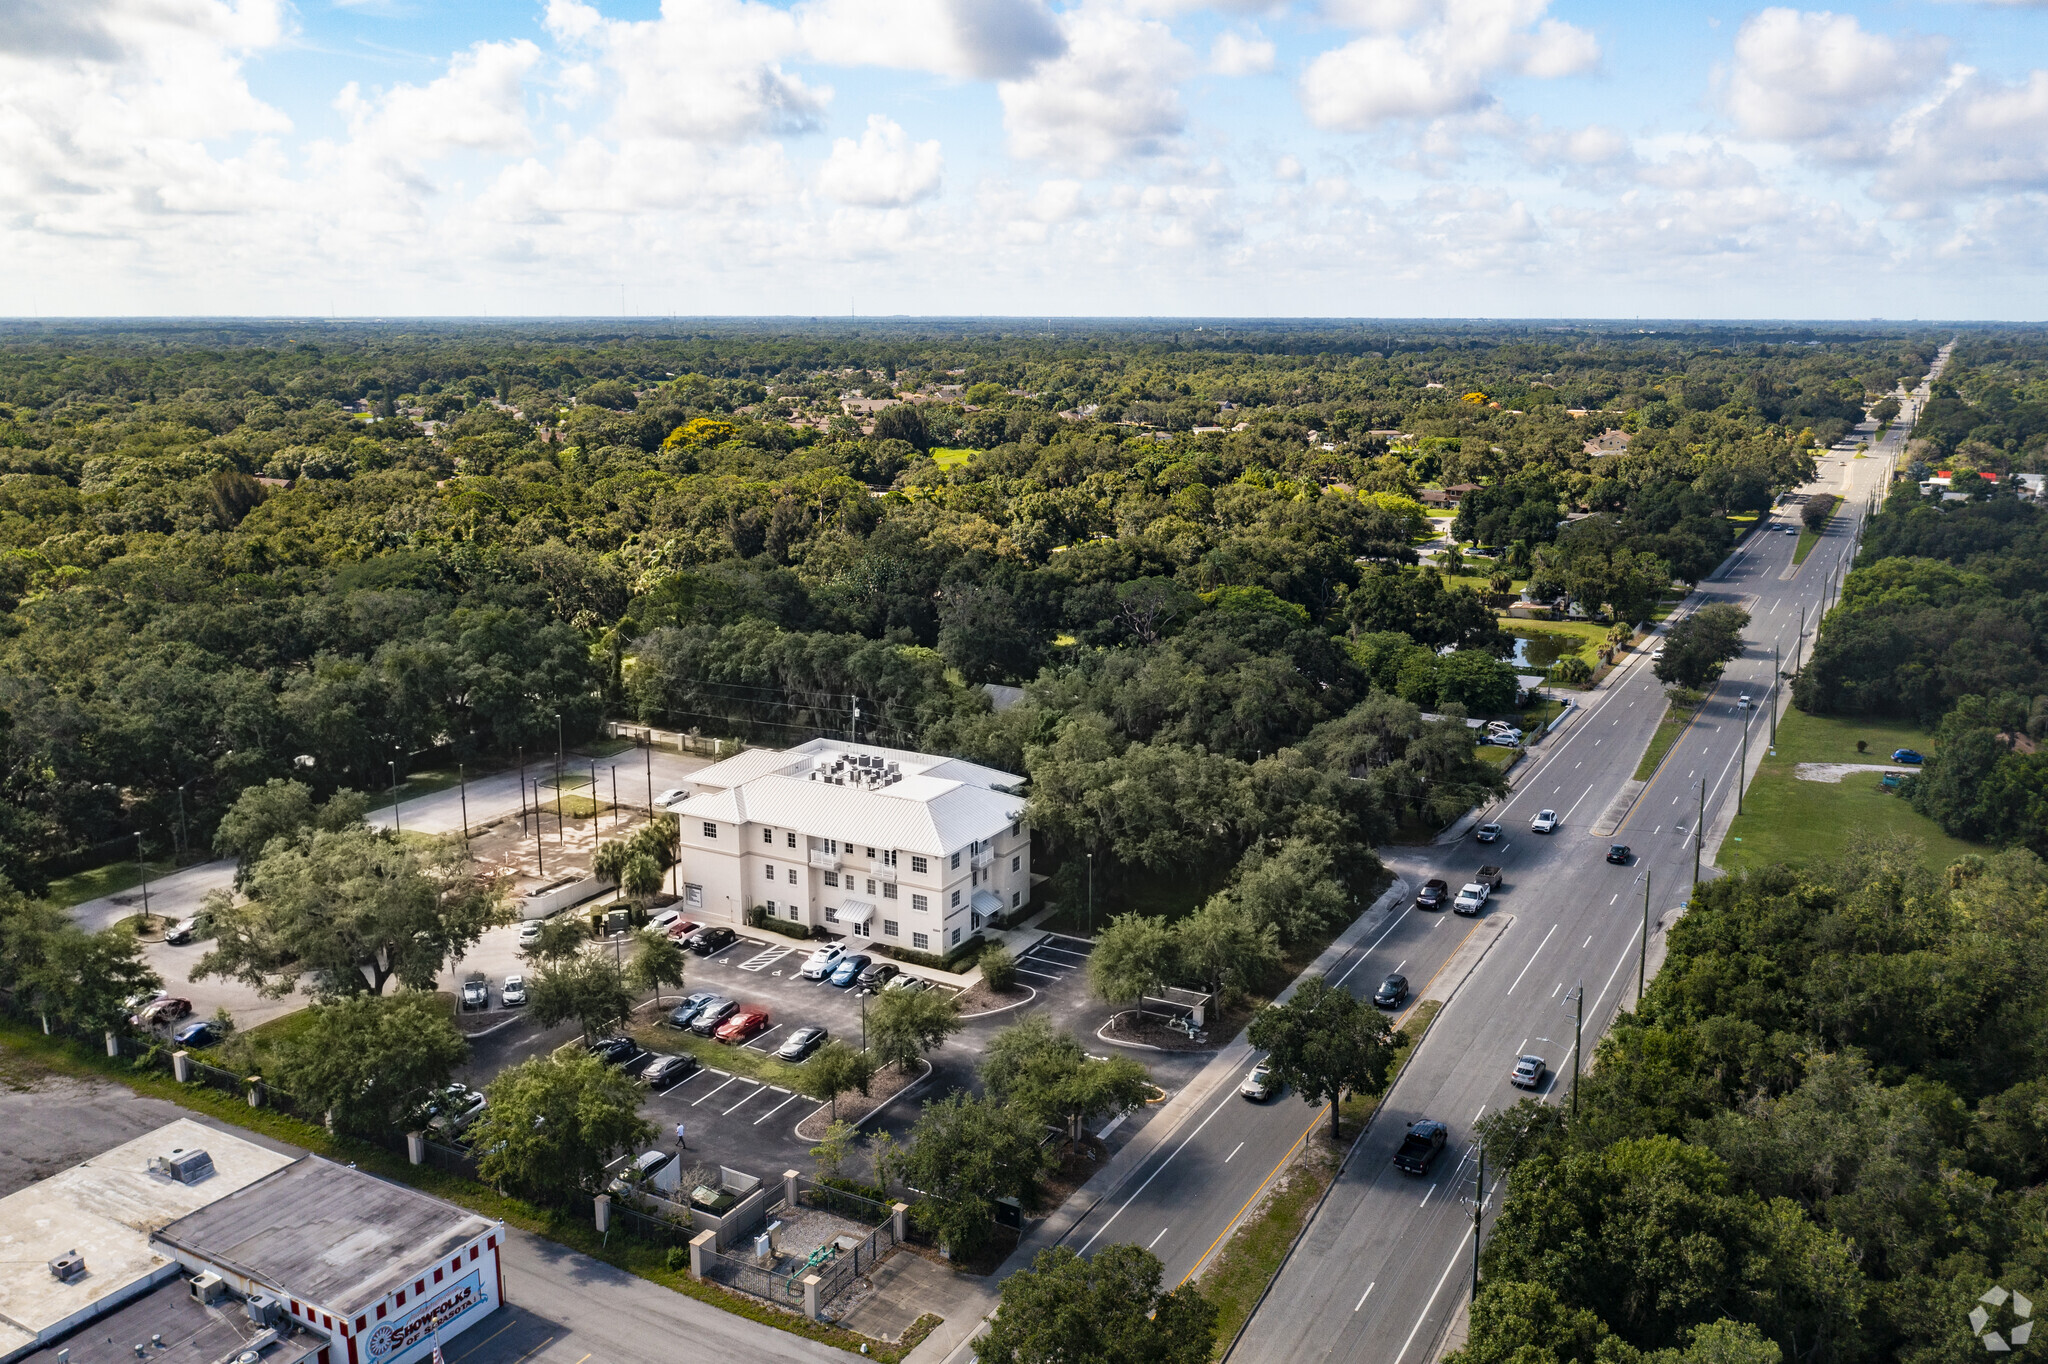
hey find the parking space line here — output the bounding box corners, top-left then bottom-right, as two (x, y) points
(754, 1091), (804, 1124)
(1033, 945), (1091, 962)
(742, 1024), (784, 1050)
(723, 1083), (766, 1115)
(1015, 966), (1063, 981)
(693, 1075), (742, 1106)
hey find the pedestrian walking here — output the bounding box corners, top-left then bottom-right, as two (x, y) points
(675, 1120), (687, 1150)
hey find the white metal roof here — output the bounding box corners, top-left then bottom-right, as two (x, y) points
(675, 738), (1025, 856)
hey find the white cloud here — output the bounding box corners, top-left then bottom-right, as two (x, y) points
(1301, 0), (1598, 130)
(818, 115), (944, 206)
(1209, 31), (1276, 76)
(797, 0), (1063, 80)
(337, 40), (541, 161)
(1724, 8), (1944, 155)
(1875, 67), (2048, 205)
(1274, 154), (1305, 181)
(998, 4), (1193, 172)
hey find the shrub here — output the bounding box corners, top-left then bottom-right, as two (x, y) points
(979, 944), (1018, 992)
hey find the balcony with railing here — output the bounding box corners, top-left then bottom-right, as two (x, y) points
(808, 849), (841, 871)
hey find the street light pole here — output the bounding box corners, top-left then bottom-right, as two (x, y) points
(1639, 871), (1650, 1007)
(612, 766), (619, 829)
(458, 764), (470, 847)
(644, 736), (654, 815)
(1572, 979), (1584, 1118)
(1086, 853), (1094, 936)
(1694, 778), (1704, 886)
(533, 780), (546, 877)
(1472, 1143), (1484, 1301)
(389, 758), (401, 835)
(518, 746), (528, 832)
(1738, 713), (1748, 814)
(1771, 644), (1779, 747)
(136, 832), (152, 926)
(175, 784), (189, 864)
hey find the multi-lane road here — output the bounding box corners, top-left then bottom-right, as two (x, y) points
(1033, 351), (1948, 1364)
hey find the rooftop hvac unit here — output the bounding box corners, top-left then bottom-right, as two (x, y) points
(153, 1148), (215, 1184)
(47, 1251), (85, 1283)
(190, 1272), (227, 1304)
(245, 1293), (283, 1327)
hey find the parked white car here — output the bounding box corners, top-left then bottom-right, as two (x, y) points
(799, 944), (848, 980)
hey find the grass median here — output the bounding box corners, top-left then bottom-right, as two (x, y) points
(1198, 999), (1444, 1354)
(1792, 495), (1838, 565)
(1633, 700), (1701, 781)
(630, 1018), (818, 1092)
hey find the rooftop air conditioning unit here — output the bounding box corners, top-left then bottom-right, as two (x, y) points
(246, 1293), (283, 1327)
(190, 1272), (227, 1304)
(48, 1251), (85, 1283)
(154, 1148), (214, 1184)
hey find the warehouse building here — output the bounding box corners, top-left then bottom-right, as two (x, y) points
(1, 1122), (502, 1364)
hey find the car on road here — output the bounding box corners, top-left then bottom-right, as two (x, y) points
(856, 961), (900, 992)
(829, 954), (872, 987)
(654, 787), (690, 807)
(501, 975), (527, 1007)
(686, 925), (737, 956)
(1606, 844), (1632, 865)
(1373, 973), (1409, 1008)
(1240, 1060), (1278, 1102)
(777, 1025), (828, 1061)
(665, 992), (718, 1029)
(517, 921), (544, 948)
(1738, 695), (1751, 710)
(1393, 1120), (1449, 1175)
(663, 918), (702, 941)
(1786, 525), (1798, 536)
(640, 1054), (700, 1090)
(1532, 809), (1559, 833)
(800, 944), (849, 980)
(1415, 878), (1449, 911)
(588, 1036), (649, 1072)
(1473, 823), (1502, 843)
(715, 1006), (771, 1044)
(172, 1018), (222, 1048)
(689, 997), (739, 1036)
(130, 996), (192, 1029)
(884, 974), (933, 994)
(163, 917), (203, 945)
(1510, 1055), (1547, 1090)
(460, 977), (489, 1011)
(1892, 748), (1925, 765)
(1454, 866), (1503, 916)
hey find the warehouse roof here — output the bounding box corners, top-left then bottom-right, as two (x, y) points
(153, 1159), (493, 1316)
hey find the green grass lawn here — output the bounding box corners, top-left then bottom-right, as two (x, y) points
(1634, 702), (1702, 781)
(930, 447), (975, 467)
(630, 1019), (817, 1092)
(366, 766), (469, 813)
(1793, 495), (1839, 565)
(44, 859), (183, 908)
(1475, 745), (1517, 769)
(1719, 708), (1976, 878)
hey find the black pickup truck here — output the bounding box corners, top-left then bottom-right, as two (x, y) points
(1393, 1120), (1449, 1175)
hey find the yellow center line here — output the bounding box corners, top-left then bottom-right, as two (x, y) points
(1179, 1106), (1326, 1287)
(1395, 921), (1482, 1025)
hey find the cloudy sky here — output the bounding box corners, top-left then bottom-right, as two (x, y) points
(6, 0), (2048, 318)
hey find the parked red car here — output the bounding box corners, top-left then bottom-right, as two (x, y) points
(131, 996), (192, 1029)
(714, 1005), (770, 1044)
(664, 918), (702, 941)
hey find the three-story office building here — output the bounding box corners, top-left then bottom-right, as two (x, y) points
(665, 739), (1029, 953)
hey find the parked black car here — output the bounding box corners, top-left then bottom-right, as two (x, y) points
(588, 1036), (649, 1073)
(856, 961), (900, 992)
(690, 997), (739, 1035)
(687, 925), (737, 956)
(777, 1025), (828, 1061)
(641, 1054), (701, 1090)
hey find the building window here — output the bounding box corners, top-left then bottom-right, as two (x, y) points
(951, 851), (961, 869)
(788, 868), (797, 884)
(913, 932), (930, 949)
(883, 850), (898, 867)
(763, 828), (774, 844)
(865, 878), (876, 894)
(951, 927), (962, 945)
(866, 846), (877, 857)
(766, 899), (776, 914)
(912, 893), (928, 911)
(1012, 891), (1021, 908)
(787, 832), (797, 848)
(703, 822), (718, 838)
(765, 865), (776, 882)
(883, 919), (899, 937)
(433, 1269), (443, 1284)
(971, 911), (982, 930)
(911, 855), (928, 873)
(788, 904), (800, 920)
(825, 907), (839, 924)
(685, 883), (704, 908)
(396, 1292), (406, 1308)
(1012, 855), (1020, 872)
(824, 871), (839, 887)
(1012, 820), (1020, 836)
(882, 883), (897, 900)
(951, 890), (961, 907)
(826, 838), (838, 853)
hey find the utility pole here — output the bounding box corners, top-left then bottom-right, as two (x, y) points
(1770, 644), (1779, 746)
(1087, 853), (1094, 936)
(533, 780), (546, 876)
(554, 712), (564, 817)
(175, 784), (189, 864)
(644, 736), (654, 815)
(458, 764), (469, 847)
(1738, 712), (1749, 814)
(518, 746), (528, 833)
(589, 759), (598, 832)
(1639, 871), (1650, 1005)
(1573, 980), (1584, 1117)
(1471, 1143), (1485, 1301)
(611, 766), (619, 829)
(1693, 778), (1704, 887)
(136, 832), (152, 926)
(389, 758), (401, 835)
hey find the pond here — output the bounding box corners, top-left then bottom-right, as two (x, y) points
(1507, 630), (1586, 671)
